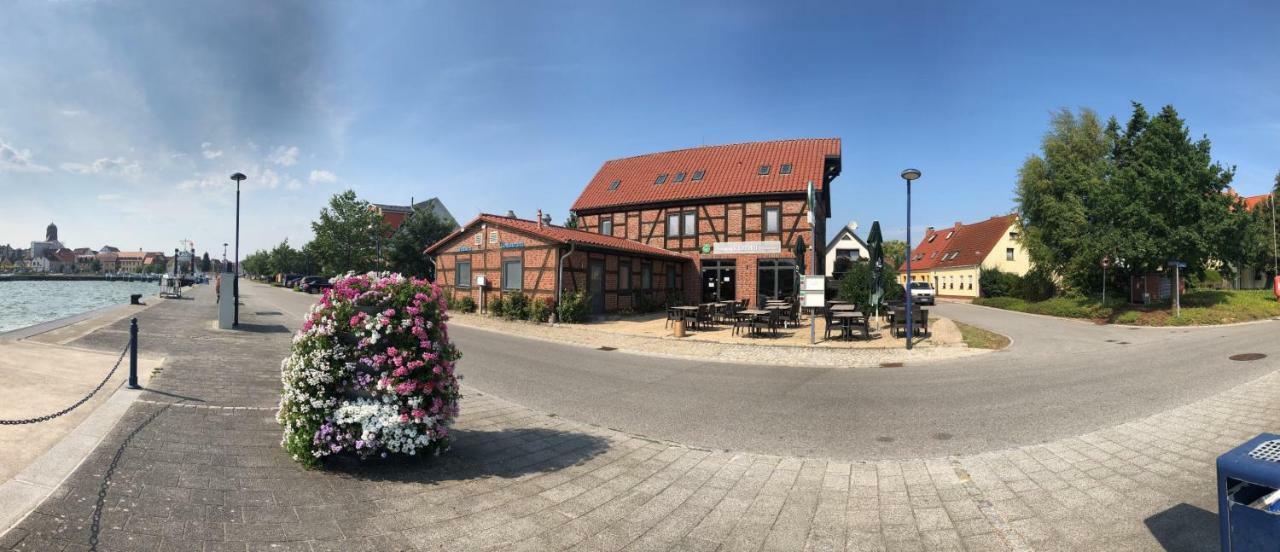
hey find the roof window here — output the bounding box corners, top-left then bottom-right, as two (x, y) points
(927, 234), (936, 243)
(674, 172), (686, 183)
(780, 163), (792, 175)
(654, 174), (668, 185)
(945, 231), (954, 240)
(608, 179), (621, 191)
(692, 170), (705, 181)
(758, 165), (771, 175)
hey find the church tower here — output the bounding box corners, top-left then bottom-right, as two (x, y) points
(46, 222), (58, 243)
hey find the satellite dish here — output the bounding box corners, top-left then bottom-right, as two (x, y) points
(845, 220), (859, 232)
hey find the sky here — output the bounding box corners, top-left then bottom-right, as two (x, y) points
(2, 0), (1279, 257)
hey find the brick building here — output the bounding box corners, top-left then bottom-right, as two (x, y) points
(427, 213), (689, 314)
(571, 139), (841, 307)
(897, 214), (1029, 298)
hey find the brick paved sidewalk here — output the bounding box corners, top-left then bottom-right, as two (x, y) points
(0, 286), (1273, 551)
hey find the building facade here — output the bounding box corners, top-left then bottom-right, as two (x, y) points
(824, 223), (868, 279)
(372, 197), (460, 232)
(570, 139), (841, 307)
(898, 214), (1030, 298)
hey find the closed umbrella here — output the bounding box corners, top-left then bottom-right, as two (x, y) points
(867, 221), (884, 318)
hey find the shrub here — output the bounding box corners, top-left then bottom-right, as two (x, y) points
(456, 295), (476, 313)
(1013, 267), (1057, 301)
(489, 295), (508, 318)
(503, 292), (530, 321)
(557, 290), (589, 323)
(836, 261), (873, 311)
(527, 296), (553, 323)
(979, 268), (1020, 298)
(278, 272), (462, 468)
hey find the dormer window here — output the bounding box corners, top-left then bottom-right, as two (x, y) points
(758, 165), (771, 175)
(779, 163), (792, 175)
(608, 179), (621, 191)
(674, 172), (686, 183)
(945, 231), (954, 240)
(927, 234), (937, 243)
(655, 174), (668, 185)
(692, 170), (705, 181)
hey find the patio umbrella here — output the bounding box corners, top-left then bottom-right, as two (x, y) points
(867, 221), (884, 317)
(792, 236), (807, 298)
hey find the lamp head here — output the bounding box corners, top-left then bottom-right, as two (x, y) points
(900, 168), (922, 182)
(230, 172), (247, 183)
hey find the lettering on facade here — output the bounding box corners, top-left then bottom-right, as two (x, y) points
(500, 242), (525, 249)
(712, 241), (782, 255)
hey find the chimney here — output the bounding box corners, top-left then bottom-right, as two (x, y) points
(954, 221), (963, 229)
(506, 210), (517, 218)
(537, 209), (543, 228)
(925, 226), (935, 235)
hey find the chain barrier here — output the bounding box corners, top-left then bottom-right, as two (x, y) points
(0, 340), (131, 425)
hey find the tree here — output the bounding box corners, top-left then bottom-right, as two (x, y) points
(309, 190), (390, 276)
(882, 240), (907, 268)
(90, 258), (102, 273)
(200, 252), (212, 272)
(266, 239), (305, 275)
(563, 212), (579, 229)
(387, 207), (455, 279)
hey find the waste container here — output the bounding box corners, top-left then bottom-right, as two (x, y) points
(1217, 433), (1280, 551)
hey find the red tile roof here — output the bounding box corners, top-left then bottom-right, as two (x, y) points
(427, 214), (690, 261)
(901, 214), (1018, 271)
(571, 138), (841, 212)
(1242, 193), (1272, 211)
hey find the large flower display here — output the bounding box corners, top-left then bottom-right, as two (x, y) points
(278, 272), (461, 467)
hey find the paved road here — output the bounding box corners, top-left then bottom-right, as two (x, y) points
(429, 300), (1279, 460)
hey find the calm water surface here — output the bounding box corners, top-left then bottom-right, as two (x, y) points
(0, 280), (162, 333)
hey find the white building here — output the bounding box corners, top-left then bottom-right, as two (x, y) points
(824, 222), (868, 279)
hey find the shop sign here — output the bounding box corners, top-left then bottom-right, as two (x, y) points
(458, 246), (473, 252)
(500, 241), (525, 249)
(712, 241), (782, 255)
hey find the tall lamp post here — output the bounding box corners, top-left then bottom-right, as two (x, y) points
(900, 168), (922, 350)
(230, 172), (246, 326)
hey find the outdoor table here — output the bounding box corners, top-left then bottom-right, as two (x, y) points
(672, 306), (698, 329)
(830, 304), (860, 312)
(737, 309), (772, 336)
(831, 312), (865, 341)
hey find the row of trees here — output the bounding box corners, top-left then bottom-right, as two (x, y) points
(1016, 102), (1276, 292)
(241, 190), (456, 279)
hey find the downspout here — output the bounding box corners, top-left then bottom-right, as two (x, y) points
(555, 241), (576, 323)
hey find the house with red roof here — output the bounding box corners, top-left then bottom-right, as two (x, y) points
(898, 214), (1029, 298)
(426, 138), (842, 313)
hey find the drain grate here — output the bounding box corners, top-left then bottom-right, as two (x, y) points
(1229, 353), (1267, 362)
(1249, 440), (1280, 462)
(597, 346), (617, 351)
(880, 362), (904, 368)
(254, 311), (283, 316)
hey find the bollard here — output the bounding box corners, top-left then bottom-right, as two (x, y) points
(128, 318), (141, 389)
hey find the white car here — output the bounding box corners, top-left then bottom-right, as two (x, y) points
(908, 282), (936, 305)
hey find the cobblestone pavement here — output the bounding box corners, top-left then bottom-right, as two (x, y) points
(1, 284), (1274, 551)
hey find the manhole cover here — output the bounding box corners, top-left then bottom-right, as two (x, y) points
(880, 362), (904, 368)
(1229, 353), (1267, 362)
(1117, 341), (1130, 345)
(876, 436), (895, 443)
(597, 346), (617, 351)
(932, 432), (953, 441)
(254, 311), (283, 316)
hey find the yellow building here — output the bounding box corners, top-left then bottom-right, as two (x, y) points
(897, 214), (1030, 298)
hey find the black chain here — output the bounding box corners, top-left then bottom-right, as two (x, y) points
(0, 340), (131, 425)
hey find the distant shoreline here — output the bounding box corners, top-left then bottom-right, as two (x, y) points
(0, 274), (161, 282)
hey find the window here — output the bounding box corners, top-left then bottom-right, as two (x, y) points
(682, 212), (697, 236)
(666, 213), (680, 237)
(780, 163), (792, 175)
(836, 248), (860, 259)
(692, 170), (705, 181)
(1006, 247), (1015, 261)
(945, 231), (954, 240)
(1009, 231), (1019, 240)
(501, 259), (523, 291)
(764, 207), (781, 234)
(608, 179), (621, 191)
(489, 230), (499, 244)
(601, 219), (613, 235)
(655, 174), (668, 185)
(927, 234), (937, 243)
(667, 264), (677, 289)
(758, 165), (771, 175)
(619, 262), (631, 291)
(473, 233), (482, 246)
(930, 252), (937, 259)
(641, 263), (652, 289)
(757, 259), (797, 301)
(674, 172), (686, 183)
(456, 262), (472, 288)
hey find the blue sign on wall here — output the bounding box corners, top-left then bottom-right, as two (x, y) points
(458, 246), (473, 252)
(500, 242), (525, 249)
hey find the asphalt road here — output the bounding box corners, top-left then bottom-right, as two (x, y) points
(257, 284), (1280, 460)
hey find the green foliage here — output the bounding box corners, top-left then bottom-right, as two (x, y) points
(503, 292), (530, 321)
(1013, 267), (1057, 301)
(563, 212), (579, 229)
(527, 297), (553, 323)
(881, 240), (907, 268)
(387, 207), (455, 279)
(309, 190), (390, 276)
(836, 261), (902, 311)
(90, 258), (101, 272)
(489, 295), (508, 318)
(832, 257), (854, 280)
(1016, 104), (1237, 292)
(446, 294), (477, 313)
(978, 268), (1020, 298)
(556, 291), (589, 323)
(975, 289), (1280, 326)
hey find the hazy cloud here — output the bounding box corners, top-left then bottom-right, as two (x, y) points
(61, 157), (142, 176)
(0, 139), (52, 173)
(97, 193), (122, 201)
(200, 142), (223, 159)
(269, 145), (299, 166)
(309, 169), (336, 184)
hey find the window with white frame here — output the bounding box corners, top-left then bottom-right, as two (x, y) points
(764, 207), (781, 234)
(601, 219), (613, 235)
(1006, 247), (1015, 261)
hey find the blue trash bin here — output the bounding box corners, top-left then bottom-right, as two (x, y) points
(1217, 433), (1280, 551)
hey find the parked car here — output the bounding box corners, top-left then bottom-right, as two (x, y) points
(299, 276), (332, 294)
(908, 281), (936, 305)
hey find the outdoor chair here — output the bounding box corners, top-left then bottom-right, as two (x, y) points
(731, 312), (752, 336)
(697, 304), (714, 330)
(750, 309), (779, 337)
(823, 308), (835, 340)
(665, 307), (681, 329)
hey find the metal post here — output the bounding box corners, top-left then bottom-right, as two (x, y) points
(128, 318), (140, 389)
(905, 179), (913, 350)
(234, 181), (240, 326)
(1102, 263), (1106, 306)
(1174, 264), (1181, 318)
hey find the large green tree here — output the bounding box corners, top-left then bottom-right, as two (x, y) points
(309, 190), (389, 275)
(387, 207), (455, 279)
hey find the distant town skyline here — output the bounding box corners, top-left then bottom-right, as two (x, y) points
(2, 0), (1279, 255)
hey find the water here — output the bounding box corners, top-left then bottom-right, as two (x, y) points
(0, 280), (163, 333)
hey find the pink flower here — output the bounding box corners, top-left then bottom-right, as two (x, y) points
(412, 408), (426, 419)
(399, 413), (410, 423)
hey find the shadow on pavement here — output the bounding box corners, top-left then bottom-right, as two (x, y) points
(231, 323), (291, 334)
(323, 427), (609, 483)
(1144, 502), (1218, 551)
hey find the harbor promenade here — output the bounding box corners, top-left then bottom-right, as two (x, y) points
(0, 282), (1275, 550)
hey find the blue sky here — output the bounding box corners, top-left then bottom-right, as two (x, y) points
(2, 1), (1278, 256)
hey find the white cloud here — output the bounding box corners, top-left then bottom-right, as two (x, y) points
(59, 108), (85, 117)
(309, 169), (337, 184)
(176, 165), (279, 191)
(61, 157), (142, 176)
(97, 193), (122, 201)
(268, 145), (299, 166)
(0, 139), (52, 173)
(285, 178), (303, 190)
(200, 142), (223, 159)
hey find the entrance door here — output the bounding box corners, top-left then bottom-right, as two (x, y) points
(701, 260), (736, 302)
(588, 260), (605, 314)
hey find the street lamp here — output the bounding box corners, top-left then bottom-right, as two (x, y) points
(901, 168), (922, 350)
(230, 172), (246, 327)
